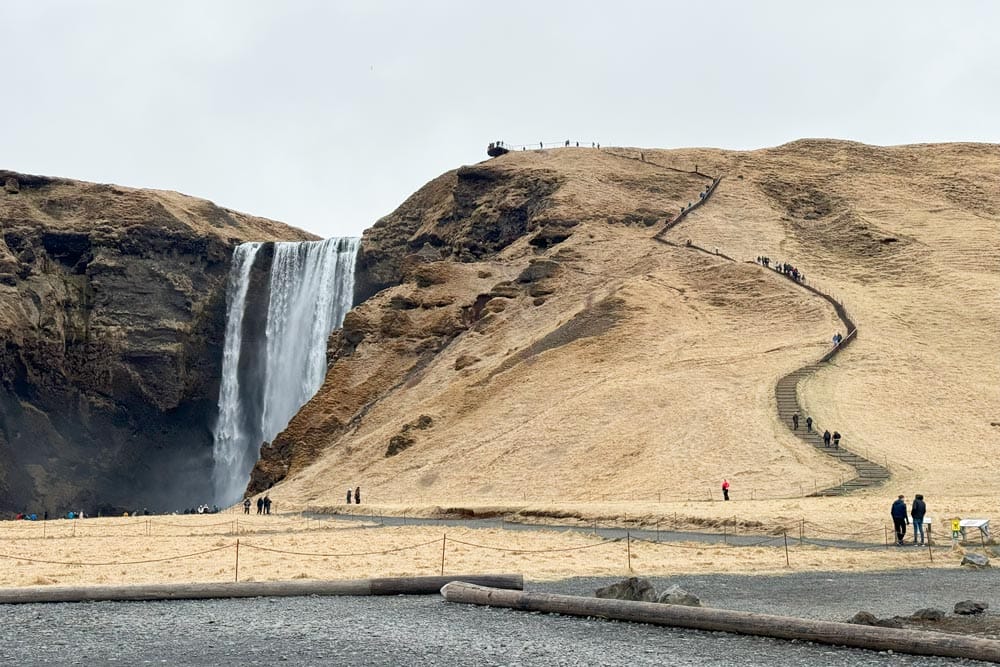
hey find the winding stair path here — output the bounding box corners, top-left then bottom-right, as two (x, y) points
(651, 175), (889, 497)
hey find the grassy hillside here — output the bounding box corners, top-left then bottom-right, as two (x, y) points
(261, 141), (999, 517)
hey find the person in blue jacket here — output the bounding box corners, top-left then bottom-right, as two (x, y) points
(891, 495), (909, 545)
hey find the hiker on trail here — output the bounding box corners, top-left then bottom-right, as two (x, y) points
(539, 141), (543, 149)
(832, 431), (841, 448)
(243, 498), (251, 514)
(346, 489), (352, 504)
(792, 412), (799, 430)
(354, 486), (361, 505)
(911, 495), (927, 545)
(951, 517), (962, 545)
(891, 495), (909, 545)
(722, 479), (730, 501)
(805, 416), (813, 432)
(263, 495), (272, 515)
(256, 497), (264, 515)
(823, 430), (832, 447)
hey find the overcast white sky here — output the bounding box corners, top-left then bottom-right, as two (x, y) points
(2, 1), (997, 237)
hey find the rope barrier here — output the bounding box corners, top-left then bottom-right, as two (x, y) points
(239, 537), (444, 559)
(0, 543), (234, 566)
(151, 519), (236, 528)
(446, 537), (619, 554)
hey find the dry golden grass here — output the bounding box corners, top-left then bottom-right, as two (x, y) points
(0, 512), (970, 588)
(271, 141), (998, 533)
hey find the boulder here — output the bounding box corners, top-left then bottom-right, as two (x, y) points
(910, 608), (945, 621)
(516, 259), (560, 283)
(482, 298), (507, 314)
(954, 600), (989, 615)
(4, 176), (19, 194)
(489, 281), (521, 299)
(847, 611), (878, 626)
(656, 585), (701, 607)
(960, 553), (990, 568)
(595, 577), (656, 602)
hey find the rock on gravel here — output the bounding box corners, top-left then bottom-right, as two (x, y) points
(657, 584), (701, 607)
(911, 608), (946, 621)
(954, 600), (989, 615)
(595, 577), (656, 602)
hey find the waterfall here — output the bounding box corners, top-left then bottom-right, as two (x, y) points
(211, 237), (360, 505)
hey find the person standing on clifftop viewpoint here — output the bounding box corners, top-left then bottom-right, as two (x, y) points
(722, 479), (730, 501)
(243, 498), (251, 514)
(891, 495), (909, 546)
(256, 497), (263, 515)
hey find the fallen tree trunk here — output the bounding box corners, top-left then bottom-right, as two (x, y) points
(0, 574), (522, 605)
(440, 583), (1000, 664)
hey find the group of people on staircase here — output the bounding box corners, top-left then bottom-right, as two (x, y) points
(755, 256), (805, 283)
(791, 412), (841, 449)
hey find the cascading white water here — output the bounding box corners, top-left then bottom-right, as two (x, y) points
(211, 237), (360, 505)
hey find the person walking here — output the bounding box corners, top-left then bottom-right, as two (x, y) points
(891, 495), (909, 545)
(263, 495), (271, 515)
(346, 489), (352, 504)
(823, 430), (832, 447)
(722, 479), (730, 501)
(805, 416), (813, 432)
(256, 497), (264, 515)
(792, 412), (799, 430)
(911, 494), (927, 545)
(832, 431), (841, 448)
(243, 498), (251, 514)
(354, 486), (361, 505)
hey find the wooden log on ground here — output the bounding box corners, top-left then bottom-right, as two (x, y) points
(440, 583), (1000, 664)
(0, 574), (522, 605)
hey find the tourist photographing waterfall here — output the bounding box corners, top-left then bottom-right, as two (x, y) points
(211, 238), (359, 505)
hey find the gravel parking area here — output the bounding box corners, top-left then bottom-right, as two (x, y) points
(2, 569), (997, 666)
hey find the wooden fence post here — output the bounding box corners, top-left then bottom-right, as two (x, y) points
(626, 531), (632, 572)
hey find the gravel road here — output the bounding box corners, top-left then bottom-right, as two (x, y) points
(2, 569), (997, 666)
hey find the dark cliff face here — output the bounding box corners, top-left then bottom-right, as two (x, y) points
(0, 171), (312, 514)
(353, 163), (562, 303)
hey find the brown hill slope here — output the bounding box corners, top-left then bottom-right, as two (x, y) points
(0, 171), (314, 513)
(255, 141), (999, 512)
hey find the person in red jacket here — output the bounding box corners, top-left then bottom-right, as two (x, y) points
(722, 479), (730, 501)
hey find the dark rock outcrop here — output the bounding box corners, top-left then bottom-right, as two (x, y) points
(354, 161), (562, 302)
(0, 170), (311, 514)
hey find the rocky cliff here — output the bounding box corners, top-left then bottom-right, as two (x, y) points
(0, 171), (313, 514)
